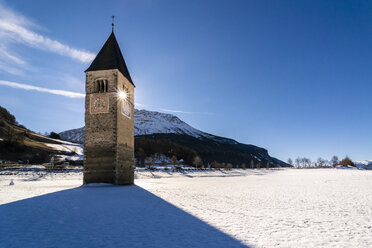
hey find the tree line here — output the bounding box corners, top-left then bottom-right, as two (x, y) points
(287, 155), (355, 168)
(134, 137), (281, 169)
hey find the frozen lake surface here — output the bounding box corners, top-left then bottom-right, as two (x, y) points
(0, 168), (371, 247)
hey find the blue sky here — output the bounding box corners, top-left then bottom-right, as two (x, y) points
(0, 0), (371, 162)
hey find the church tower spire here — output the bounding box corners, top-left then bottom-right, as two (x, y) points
(84, 30), (135, 185)
(85, 32), (134, 85)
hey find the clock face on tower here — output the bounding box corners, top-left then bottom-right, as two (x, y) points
(90, 94), (109, 114)
(121, 98), (131, 119)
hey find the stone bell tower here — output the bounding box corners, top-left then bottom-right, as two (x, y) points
(83, 31), (135, 185)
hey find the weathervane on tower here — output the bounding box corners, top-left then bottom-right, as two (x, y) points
(112, 15), (115, 32)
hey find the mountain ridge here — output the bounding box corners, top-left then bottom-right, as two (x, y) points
(60, 109), (289, 167)
(60, 109), (240, 144)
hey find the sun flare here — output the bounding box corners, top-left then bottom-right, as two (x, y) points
(119, 91), (127, 100)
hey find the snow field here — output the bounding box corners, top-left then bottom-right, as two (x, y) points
(0, 168), (371, 247)
(137, 169), (372, 247)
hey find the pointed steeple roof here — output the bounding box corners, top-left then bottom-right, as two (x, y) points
(86, 32), (134, 86)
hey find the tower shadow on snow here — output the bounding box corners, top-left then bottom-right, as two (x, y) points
(0, 184), (249, 247)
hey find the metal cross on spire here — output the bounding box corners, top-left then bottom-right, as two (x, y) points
(112, 15), (115, 32)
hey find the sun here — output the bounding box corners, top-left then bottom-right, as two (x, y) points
(119, 91), (127, 100)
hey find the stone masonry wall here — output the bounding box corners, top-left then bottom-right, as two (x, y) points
(83, 69), (134, 185)
(115, 72), (134, 184)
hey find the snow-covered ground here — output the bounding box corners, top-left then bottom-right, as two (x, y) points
(0, 168), (371, 247)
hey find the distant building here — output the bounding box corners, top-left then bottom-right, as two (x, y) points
(83, 30), (135, 185)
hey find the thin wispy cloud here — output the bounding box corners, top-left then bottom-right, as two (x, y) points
(0, 21), (95, 63)
(134, 102), (147, 108)
(0, 45), (25, 65)
(58, 74), (85, 92)
(0, 62), (24, 76)
(159, 108), (214, 115)
(0, 1), (95, 72)
(159, 108), (193, 114)
(0, 80), (85, 98)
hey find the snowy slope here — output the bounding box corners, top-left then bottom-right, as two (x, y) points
(44, 142), (84, 161)
(135, 109), (203, 137)
(60, 109), (236, 144)
(59, 127), (84, 143)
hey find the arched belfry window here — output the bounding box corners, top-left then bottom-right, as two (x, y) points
(95, 79), (108, 93)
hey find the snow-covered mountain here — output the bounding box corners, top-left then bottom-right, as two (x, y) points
(355, 160), (372, 170)
(59, 108), (289, 167)
(135, 109), (204, 138)
(319, 159), (372, 170)
(60, 109), (237, 144)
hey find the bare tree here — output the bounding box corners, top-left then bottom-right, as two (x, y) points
(250, 160), (255, 169)
(300, 158), (306, 167)
(193, 156), (203, 169)
(136, 148), (146, 167)
(145, 157), (153, 169)
(257, 162), (261, 169)
(287, 158), (293, 166)
(295, 157), (301, 167)
(317, 157), (324, 167)
(266, 161), (270, 169)
(295, 157), (312, 168)
(331, 155), (339, 167)
(171, 155), (178, 165)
